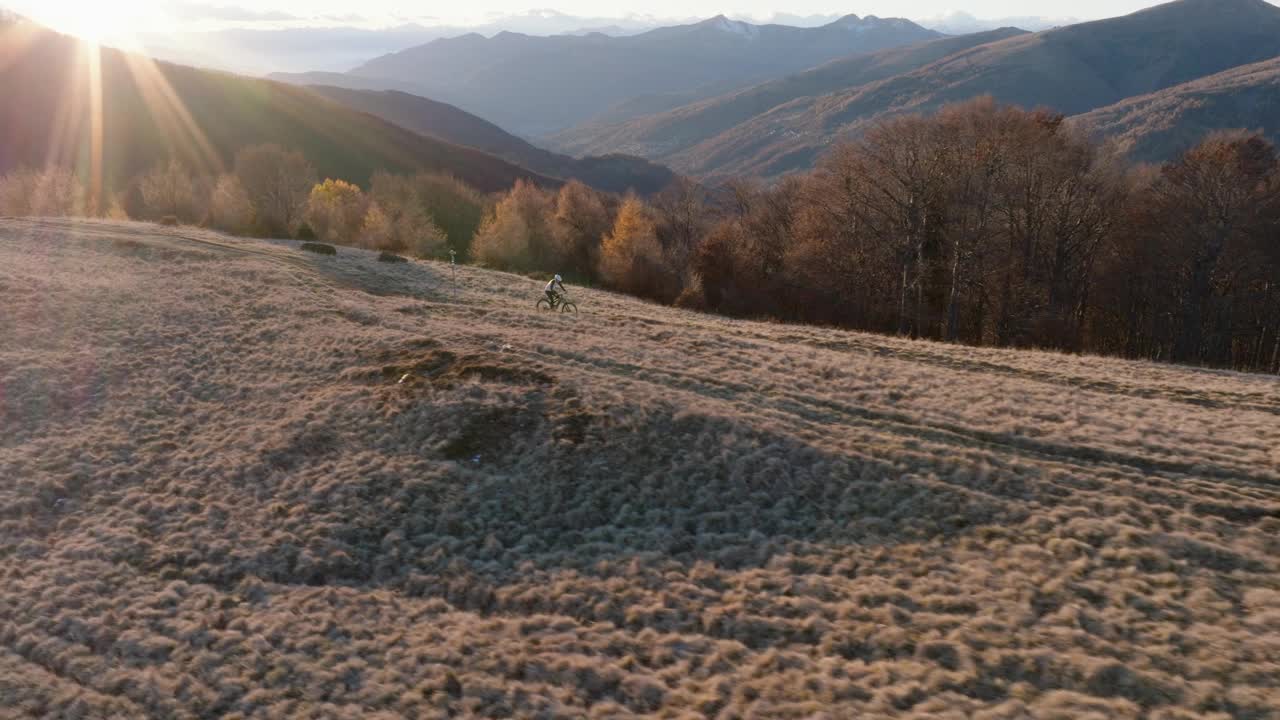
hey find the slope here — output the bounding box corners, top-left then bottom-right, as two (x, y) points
(3, 216), (1279, 717)
(306, 86), (677, 195)
(661, 0), (1280, 179)
(1072, 55), (1280, 163)
(0, 23), (555, 194)
(552, 27), (1030, 160)
(326, 15), (942, 136)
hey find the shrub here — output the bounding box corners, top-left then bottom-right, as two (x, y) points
(300, 242), (336, 255)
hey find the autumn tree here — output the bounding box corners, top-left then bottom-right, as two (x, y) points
(0, 167), (85, 217)
(234, 144), (316, 237)
(551, 180), (611, 280)
(472, 198), (530, 269)
(471, 180), (553, 271)
(784, 99), (1123, 348)
(414, 173), (486, 259)
(688, 178), (806, 318)
(599, 195), (675, 300)
(209, 174), (253, 235)
(653, 177), (710, 276)
(305, 179), (367, 244)
(0, 168), (36, 215)
(358, 202), (394, 250)
(366, 173), (449, 256)
(1134, 131), (1280, 367)
(139, 159), (202, 223)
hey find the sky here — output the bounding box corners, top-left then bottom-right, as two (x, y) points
(2, 0), (1208, 37)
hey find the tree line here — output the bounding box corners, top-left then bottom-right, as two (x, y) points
(468, 99), (1280, 373)
(2, 98), (1277, 373)
(0, 144), (487, 260)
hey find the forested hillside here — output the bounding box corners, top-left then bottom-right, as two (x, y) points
(1075, 56), (1280, 162)
(306, 86), (676, 195)
(0, 22), (555, 199)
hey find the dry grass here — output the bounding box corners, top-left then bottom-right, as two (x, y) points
(2, 217), (1278, 719)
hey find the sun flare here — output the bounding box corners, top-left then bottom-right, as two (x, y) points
(24, 3), (145, 45)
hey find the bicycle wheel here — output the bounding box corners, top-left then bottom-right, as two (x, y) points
(560, 302), (578, 315)
(536, 298), (552, 311)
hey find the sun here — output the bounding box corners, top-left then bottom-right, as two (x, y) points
(24, 2), (148, 46)
(52, 7), (126, 43)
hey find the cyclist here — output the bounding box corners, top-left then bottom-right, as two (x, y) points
(545, 274), (566, 307)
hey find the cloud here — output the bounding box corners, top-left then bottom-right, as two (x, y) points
(322, 13), (374, 24)
(166, 2), (304, 23)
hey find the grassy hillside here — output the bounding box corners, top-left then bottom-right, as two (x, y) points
(1073, 55), (1280, 162)
(306, 86), (677, 195)
(3, 217), (1279, 717)
(654, 0), (1280, 178)
(0, 24), (555, 194)
(552, 28), (1030, 160)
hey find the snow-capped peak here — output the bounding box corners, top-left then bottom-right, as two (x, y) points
(705, 15), (760, 38)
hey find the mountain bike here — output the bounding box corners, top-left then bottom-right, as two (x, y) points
(536, 292), (578, 315)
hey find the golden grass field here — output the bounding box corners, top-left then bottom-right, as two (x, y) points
(2, 218), (1279, 719)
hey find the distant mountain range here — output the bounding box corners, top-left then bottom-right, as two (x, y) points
(271, 14), (943, 137)
(126, 10), (1065, 78)
(132, 11), (681, 76)
(550, 28), (1031, 160)
(0, 22), (556, 194)
(75, 8), (1092, 79)
(7, 0), (1279, 198)
(554, 0), (1280, 179)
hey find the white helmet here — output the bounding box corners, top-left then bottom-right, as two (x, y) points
(554, 274), (563, 282)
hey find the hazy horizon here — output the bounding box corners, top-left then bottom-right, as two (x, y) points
(5, 0), (1258, 40)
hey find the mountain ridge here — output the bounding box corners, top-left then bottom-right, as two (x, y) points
(1072, 53), (1280, 162)
(550, 28), (1032, 160)
(604, 0), (1280, 179)
(274, 14), (943, 137)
